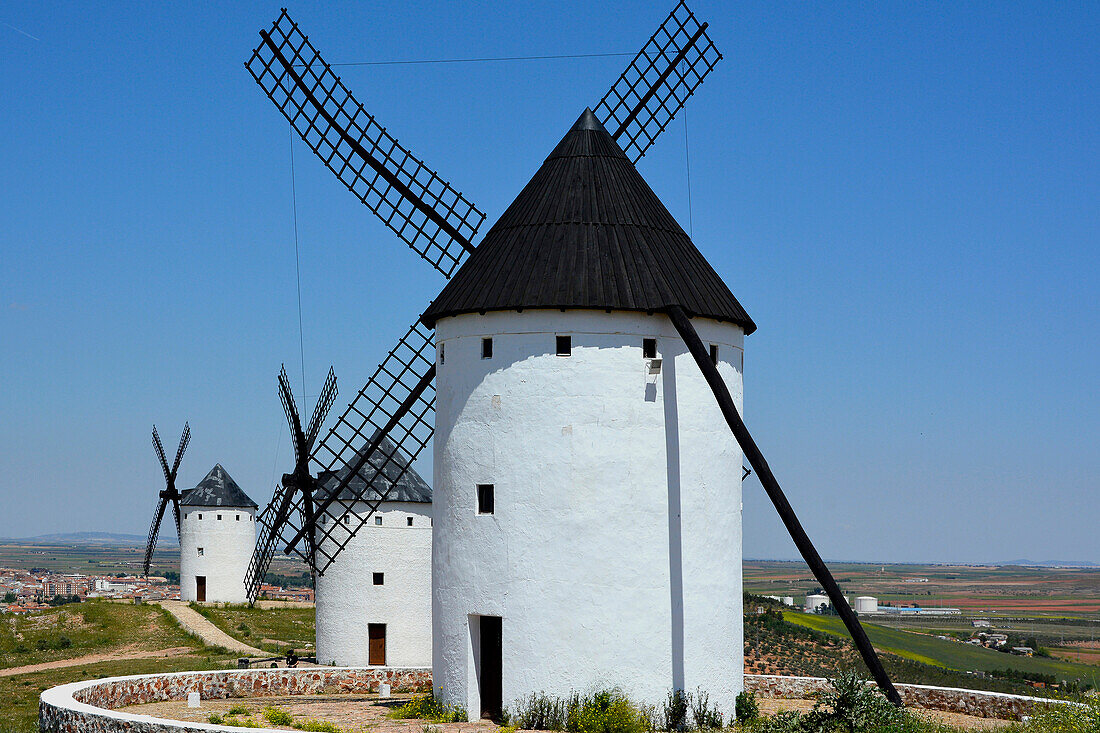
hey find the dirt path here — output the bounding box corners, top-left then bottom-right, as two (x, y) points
(0, 646), (194, 678)
(156, 601), (265, 656)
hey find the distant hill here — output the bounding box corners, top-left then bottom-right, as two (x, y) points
(998, 559), (1099, 568)
(0, 532), (177, 547)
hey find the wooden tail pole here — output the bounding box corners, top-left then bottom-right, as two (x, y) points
(665, 304), (903, 707)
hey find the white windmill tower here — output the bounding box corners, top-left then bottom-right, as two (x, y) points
(422, 109), (753, 716)
(179, 464), (258, 603)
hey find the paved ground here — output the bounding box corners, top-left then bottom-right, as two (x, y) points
(126, 693), (495, 733)
(126, 693), (1016, 731)
(0, 646), (195, 678)
(156, 601), (265, 656)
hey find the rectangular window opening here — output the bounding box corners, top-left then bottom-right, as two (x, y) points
(556, 335), (571, 356)
(440, 342), (445, 364)
(373, 572), (384, 586)
(375, 516), (383, 526)
(710, 344), (719, 365)
(643, 338), (657, 359)
(481, 337), (493, 359)
(236, 514), (240, 521)
(197, 547), (204, 557)
(197, 513), (202, 520)
(407, 517), (414, 526)
(477, 484), (495, 515)
(217, 514), (222, 521)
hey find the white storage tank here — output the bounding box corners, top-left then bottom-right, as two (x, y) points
(314, 438), (433, 667)
(179, 464), (257, 603)
(805, 593), (830, 613)
(424, 110), (755, 719)
(855, 596), (878, 615)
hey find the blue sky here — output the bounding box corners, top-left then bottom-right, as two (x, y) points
(1, 1), (1096, 563)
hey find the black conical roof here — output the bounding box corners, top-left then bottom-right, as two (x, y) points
(315, 433), (432, 504)
(421, 109), (755, 333)
(180, 464), (258, 508)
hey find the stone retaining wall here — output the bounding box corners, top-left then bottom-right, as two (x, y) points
(40, 667), (431, 733)
(745, 674), (1066, 720)
(41, 669), (1067, 732)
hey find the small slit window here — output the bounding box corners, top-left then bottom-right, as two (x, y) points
(373, 572), (384, 586)
(197, 513), (202, 520)
(236, 514), (240, 521)
(643, 338), (657, 359)
(375, 516), (383, 526)
(481, 337), (493, 359)
(439, 343), (445, 365)
(556, 335), (571, 356)
(197, 547), (204, 557)
(343, 515), (350, 525)
(407, 517), (414, 527)
(217, 514), (222, 521)
(710, 344), (719, 365)
(477, 484), (495, 515)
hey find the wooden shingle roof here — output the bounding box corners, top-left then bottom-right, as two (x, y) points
(421, 108), (755, 333)
(180, 464), (258, 508)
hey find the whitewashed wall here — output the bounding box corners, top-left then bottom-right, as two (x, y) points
(179, 506), (256, 603)
(432, 309), (745, 716)
(315, 501), (433, 667)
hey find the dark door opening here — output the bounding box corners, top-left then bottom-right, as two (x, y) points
(195, 576), (206, 602)
(479, 615), (502, 720)
(368, 623), (387, 665)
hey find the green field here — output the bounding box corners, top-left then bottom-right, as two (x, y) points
(785, 611), (1100, 685)
(0, 656), (233, 733)
(191, 603), (316, 654)
(0, 600), (204, 670)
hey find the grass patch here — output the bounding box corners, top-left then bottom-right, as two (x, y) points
(390, 692), (469, 723)
(191, 603), (315, 654)
(0, 599), (204, 670)
(293, 720), (342, 732)
(263, 705), (295, 725)
(0, 654), (232, 733)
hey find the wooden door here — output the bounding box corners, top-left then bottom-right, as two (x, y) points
(479, 616), (502, 720)
(368, 623), (386, 665)
(195, 576), (206, 602)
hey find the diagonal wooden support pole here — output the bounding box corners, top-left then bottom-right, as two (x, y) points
(665, 304), (903, 707)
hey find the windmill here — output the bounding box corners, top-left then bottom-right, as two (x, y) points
(244, 2), (902, 706)
(247, 364), (337, 595)
(142, 423), (190, 577)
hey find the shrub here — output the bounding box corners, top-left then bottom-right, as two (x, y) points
(505, 689), (650, 733)
(263, 706), (295, 725)
(1023, 697), (1100, 733)
(662, 690), (691, 732)
(735, 691), (759, 724)
(390, 693), (468, 723)
(227, 705), (250, 716)
(691, 689), (723, 729)
(208, 714), (225, 725)
(801, 673), (907, 733)
(292, 720), (342, 732)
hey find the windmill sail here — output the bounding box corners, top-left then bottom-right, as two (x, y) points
(594, 0), (722, 163)
(247, 10), (486, 278)
(143, 423), (189, 577)
(266, 318), (436, 577)
(245, 367), (338, 603)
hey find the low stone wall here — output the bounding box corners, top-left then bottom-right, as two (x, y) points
(40, 668), (1069, 732)
(745, 674), (1066, 720)
(40, 667), (431, 733)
